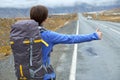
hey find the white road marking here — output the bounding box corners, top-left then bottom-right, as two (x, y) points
(69, 20), (79, 80)
(91, 21), (108, 28)
(101, 24), (108, 28)
(109, 28), (120, 35)
(100, 24), (120, 35)
(64, 21), (69, 25)
(90, 21), (120, 35)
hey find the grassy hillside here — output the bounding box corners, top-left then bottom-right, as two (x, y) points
(0, 13), (77, 59)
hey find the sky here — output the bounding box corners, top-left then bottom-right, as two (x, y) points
(0, 0), (118, 8)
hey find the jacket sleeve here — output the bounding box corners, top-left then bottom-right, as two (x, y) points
(44, 30), (99, 44)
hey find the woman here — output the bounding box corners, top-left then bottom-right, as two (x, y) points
(30, 5), (102, 80)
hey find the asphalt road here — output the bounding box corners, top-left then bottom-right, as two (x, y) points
(52, 14), (120, 80)
(0, 14), (120, 80)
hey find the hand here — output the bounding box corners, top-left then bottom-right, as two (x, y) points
(96, 28), (102, 40)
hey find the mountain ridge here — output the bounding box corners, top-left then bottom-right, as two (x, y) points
(0, 3), (120, 18)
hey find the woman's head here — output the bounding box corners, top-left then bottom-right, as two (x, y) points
(30, 5), (48, 26)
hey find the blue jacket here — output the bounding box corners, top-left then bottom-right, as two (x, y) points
(41, 30), (99, 79)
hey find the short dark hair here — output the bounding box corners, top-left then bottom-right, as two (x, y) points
(30, 5), (48, 26)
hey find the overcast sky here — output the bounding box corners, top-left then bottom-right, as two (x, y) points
(0, 0), (118, 8)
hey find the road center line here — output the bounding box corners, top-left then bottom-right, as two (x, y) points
(69, 20), (79, 80)
(100, 24), (120, 35)
(91, 22), (120, 35)
(109, 28), (120, 35)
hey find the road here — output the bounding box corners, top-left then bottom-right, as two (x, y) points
(52, 14), (120, 80)
(0, 14), (120, 80)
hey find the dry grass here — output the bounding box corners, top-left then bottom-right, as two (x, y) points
(0, 13), (77, 59)
(83, 8), (120, 22)
(96, 15), (120, 22)
(44, 14), (77, 30)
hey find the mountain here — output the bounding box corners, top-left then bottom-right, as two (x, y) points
(0, 8), (30, 18)
(0, 3), (120, 18)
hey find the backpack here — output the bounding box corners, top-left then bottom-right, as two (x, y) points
(10, 20), (53, 80)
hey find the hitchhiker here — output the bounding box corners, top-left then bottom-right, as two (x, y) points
(10, 5), (102, 80)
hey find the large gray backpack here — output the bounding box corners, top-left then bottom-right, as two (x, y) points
(10, 20), (52, 80)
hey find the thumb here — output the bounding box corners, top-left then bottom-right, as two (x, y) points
(96, 28), (100, 32)
(96, 28), (102, 40)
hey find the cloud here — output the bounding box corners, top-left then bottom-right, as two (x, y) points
(29, 0), (117, 7)
(0, 0), (118, 8)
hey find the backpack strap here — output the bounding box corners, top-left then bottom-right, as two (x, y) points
(38, 26), (46, 33)
(10, 39), (49, 47)
(29, 38), (33, 66)
(19, 65), (27, 80)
